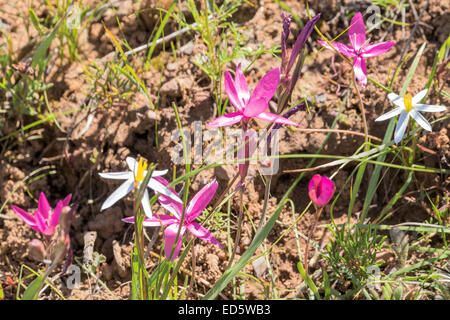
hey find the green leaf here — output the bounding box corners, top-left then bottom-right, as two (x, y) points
(21, 274), (44, 300)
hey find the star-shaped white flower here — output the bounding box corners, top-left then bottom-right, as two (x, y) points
(99, 157), (182, 218)
(375, 89), (446, 144)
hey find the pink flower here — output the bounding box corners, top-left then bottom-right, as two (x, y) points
(308, 175), (335, 207)
(11, 193), (72, 237)
(123, 178), (222, 261)
(207, 65), (300, 127)
(318, 12), (395, 87)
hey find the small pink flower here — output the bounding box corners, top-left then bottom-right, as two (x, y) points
(11, 193), (72, 236)
(318, 12), (395, 87)
(207, 65), (300, 128)
(308, 175), (335, 207)
(123, 178), (222, 261)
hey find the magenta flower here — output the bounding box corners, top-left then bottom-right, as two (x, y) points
(123, 178), (222, 261)
(11, 193), (72, 237)
(207, 65), (300, 127)
(318, 12), (395, 87)
(308, 175), (335, 207)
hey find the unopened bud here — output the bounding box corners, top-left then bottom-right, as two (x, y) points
(28, 239), (46, 262)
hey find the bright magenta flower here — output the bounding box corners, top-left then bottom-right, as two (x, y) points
(318, 12), (395, 87)
(11, 193), (72, 236)
(308, 175), (335, 207)
(123, 178), (222, 261)
(207, 65), (300, 127)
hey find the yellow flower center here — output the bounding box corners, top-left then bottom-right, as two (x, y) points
(404, 93), (413, 112)
(135, 157), (148, 187)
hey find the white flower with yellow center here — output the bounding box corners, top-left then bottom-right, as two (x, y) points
(99, 157), (182, 218)
(375, 89), (446, 144)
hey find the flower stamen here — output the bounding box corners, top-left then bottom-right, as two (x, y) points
(404, 93), (413, 112)
(135, 157), (148, 187)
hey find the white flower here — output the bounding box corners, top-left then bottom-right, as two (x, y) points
(375, 89), (446, 144)
(99, 157), (182, 218)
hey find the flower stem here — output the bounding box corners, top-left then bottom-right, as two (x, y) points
(304, 206), (324, 275)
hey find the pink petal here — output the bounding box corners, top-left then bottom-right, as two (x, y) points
(308, 175), (335, 207)
(224, 71), (244, 111)
(243, 97), (268, 117)
(361, 41), (395, 58)
(207, 112), (244, 127)
(11, 205), (37, 228)
(62, 194), (72, 207)
(353, 56), (367, 87)
(317, 40), (356, 57)
(255, 111), (301, 126)
(187, 222), (222, 248)
(38, 192), (51, 220)
(250, 68), (280, 103)
(153, 177), (183, 219)
(49, 200), (63, 228)
(349, 12), (366, 51)
(186, 180), (218, 222)
(34, 210), (50, 235)
(234, 64), (250, 104)
(122, 214), (178, 227)
(164, 224), (186, 261)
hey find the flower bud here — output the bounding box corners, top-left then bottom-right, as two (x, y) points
(308, 175), (335, 208)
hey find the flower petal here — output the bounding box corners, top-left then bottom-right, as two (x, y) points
(410, 110), (432, 132)
(250, 68), (280, 103)
(38, 192), (51, 220)
(412, 89), (428, 105)
(34, 210), (50, 235)
(11, 205), (36, 227)
(153, 177), (183, 219)
(122, 214), (178, 227)
(100, 178), (134, 211)
(394, 111), (409, 144)
(255, 111), (301, 126)
(234, 64), (250, 104)
(148, 178), (183, 204)
(49, 200), (63, 228)
(388, 93), (405, 108)
(375, 107), (402, 122)
(353, 55), (367, 87)
(243, 97), (268, 117)
(361, 41), (395, 58)
(151, 169), (168, 177)
(141, 189), (153, 218)
(224, 71), (244, 111)
(317, 40), (356, 57)
(186, 179), (218, 222)
(414, 104), (446, 113)
(126, 157), (138, 172)
(164, 224), (185, 261)
(98, 171), (133, 180)
(207, 112), (244, 128)
(349, 12), (366, 51)
(187, 222), (222, 247)
(62, 194), (72, 207)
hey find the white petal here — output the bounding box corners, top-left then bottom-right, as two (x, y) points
(394, 111), (409, 144)
(414, 104), (446, 113)
(152, 169), (168, 177)
(126, 157), (138, 172)
(412, 89), (428, 105)
(410, 110), (432, 132)
(375, 107), (402, 122)
(98, 171), (133, 180)
(101, 178), (134, 211)
(141, 189), (153, 219)
(147, 178), (183, 203)
(388, 93), (405, 108)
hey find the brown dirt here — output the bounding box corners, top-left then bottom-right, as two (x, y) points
(0, 0), (448, 299)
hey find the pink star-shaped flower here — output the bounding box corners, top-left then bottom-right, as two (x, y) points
(318, 12), (395, 87)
